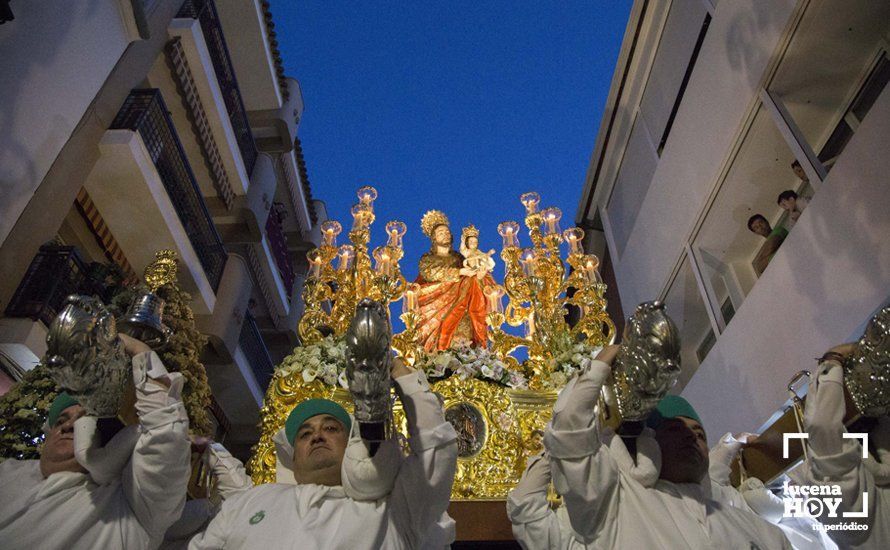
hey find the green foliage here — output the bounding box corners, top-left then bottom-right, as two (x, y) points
(154, 283), (213, 436)
(0, 364), (60, 460)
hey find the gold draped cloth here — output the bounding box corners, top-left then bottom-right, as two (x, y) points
(415, 250), (492, 352)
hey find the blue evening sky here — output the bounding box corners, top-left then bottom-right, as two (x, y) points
(273, 1), (632, 282)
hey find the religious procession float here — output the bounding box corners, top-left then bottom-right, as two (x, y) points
(25, 185), (889, 502)
(245, 186), (682, 499)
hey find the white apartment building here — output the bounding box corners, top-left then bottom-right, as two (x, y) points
(0, 0), (323, 458)
(578, 0), (890, 438)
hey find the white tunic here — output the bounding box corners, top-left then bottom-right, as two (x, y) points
(188, 370), (457, 549)
(545, 361), (792, 549)
(0, 351), (191, 550)
(507, 451), (587, 549)
(802, 360), (890, 549)
(162, 443), (254, 549)
(709, 433), (837, 549)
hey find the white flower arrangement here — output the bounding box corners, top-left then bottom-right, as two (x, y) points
(274, 338), (597, 391)
(540, 342), (603, 389)
(415, 346), (528, 389)
(277, 336), (350, 389)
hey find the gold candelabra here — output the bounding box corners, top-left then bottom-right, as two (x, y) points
(298, 186), (409, 344)
(491, 192), (615, 388)
(297, 187), (614, 388)
(257, 189), (617, 498)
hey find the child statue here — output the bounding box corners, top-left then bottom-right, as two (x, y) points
(460, 225), (496, 276)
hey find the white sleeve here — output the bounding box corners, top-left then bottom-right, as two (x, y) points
(341, 420), (403, 502)
(544, 361), (620, 544)
(206, 442), (253, 500)
(507, 452), (564, 550)
(709, 432), (742, 487)
(188, 492), (240, 549)
(803, 360), (875, 543)
(388, 370), (458, 548)
(122, 351), (191, 539)
(707, 433), (754, 512)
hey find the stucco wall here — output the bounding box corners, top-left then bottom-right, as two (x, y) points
(0, 1), (132, 245)
(684, 85), (890, 437)
(609, 0), (797, 311)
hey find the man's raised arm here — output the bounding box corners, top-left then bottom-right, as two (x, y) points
(544, 346), (620, 544)
(389, 361), (458, 548)
(122, 343), (191, 541)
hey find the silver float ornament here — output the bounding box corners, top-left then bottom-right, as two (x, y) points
(117, 291), (172, 350)
(345, 299), (394, 446)
(44, 295), (131, 417)
(612, 301), (682, 422)
(845, 305), (890, 417)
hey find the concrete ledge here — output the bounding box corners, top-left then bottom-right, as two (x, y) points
(86, 129), (216, 314)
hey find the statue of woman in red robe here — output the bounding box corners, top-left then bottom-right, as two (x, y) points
(414, 210), (494, 352)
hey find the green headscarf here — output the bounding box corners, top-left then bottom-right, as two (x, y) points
(47, 392), (80, 428)
(646, 394), (702, 429)
(284, 398), (352, 445)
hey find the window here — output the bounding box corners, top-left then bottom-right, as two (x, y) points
(766, 2), (890, 168)
(637, 0), (712, 155)
(657, 14), (711, 155)
(818, 53), (890, 165)
(664, 256), (713, 388)
(696, 329), (716, 364)
(720, 296), (735, 325)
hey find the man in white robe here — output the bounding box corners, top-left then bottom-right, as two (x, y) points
(708, 433), (836, 549)
(801, 344), (890, 549)
(188, 359), (457, 549)
(161, 440), (253, 549)
(0, 334), (191, 550)
(545, 345), (792, 549)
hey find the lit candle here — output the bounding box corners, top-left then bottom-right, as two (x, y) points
(337, 244), (354, 271)
(563, 227), (584, 256)
(351, 203), (371, 231)
(541, 207), (562, 235)
(385, 220), (407, 250)
(320, 220), (342, 247)
(497, 221), (520, 249)
(403, 283), (419, 313)
(583, 254), (600, 284)
(373, 246), (392, 277)
(520, 248), (537, 277)
(307, 248), (323, 279)
(520, 192), (541, 215)
(356, 185), (378, 211)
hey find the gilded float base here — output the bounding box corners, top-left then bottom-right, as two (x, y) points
(248, 372), (558, 500)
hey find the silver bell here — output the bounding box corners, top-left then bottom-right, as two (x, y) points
(117, 291), (172, 349)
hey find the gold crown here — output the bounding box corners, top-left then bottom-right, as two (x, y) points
(421, 210), (450, 237)
(461, 225), (480, 240)
(144, 250), (179, 291)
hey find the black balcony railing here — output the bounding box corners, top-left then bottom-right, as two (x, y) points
(177, 0), (258, 175)
(5, 246), (109, 326)
(265, 208), (295, 297)
(239, 311), (274, 391)
(111, 89), (227, 291)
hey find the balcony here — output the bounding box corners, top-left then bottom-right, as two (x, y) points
(176, 0), (258, 176)
(239, 311), (274, 391)
(264, 207), (295, 298)
(5, 246), (109, 326)
(109, 89), (228, 292)
(214, 0), (285, 113)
